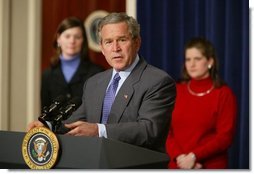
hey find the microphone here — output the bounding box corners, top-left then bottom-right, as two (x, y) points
(38, 95), (68, 126)
(53, 97), (82, 123)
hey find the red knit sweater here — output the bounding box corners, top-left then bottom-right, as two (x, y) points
(166, 77), (237, 169)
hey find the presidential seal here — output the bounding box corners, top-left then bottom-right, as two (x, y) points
(84, 10), (109, 52)
(22, 127), (59, 169)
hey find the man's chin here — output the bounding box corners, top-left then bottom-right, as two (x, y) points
(113, 64), (126, 71)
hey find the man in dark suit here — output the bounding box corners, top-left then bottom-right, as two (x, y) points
(28, 12), (176, 152)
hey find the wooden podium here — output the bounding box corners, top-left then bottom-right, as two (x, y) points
(0, 130), (169, 169)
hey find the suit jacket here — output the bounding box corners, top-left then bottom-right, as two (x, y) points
(41, 60), (103, 109)
(65, 58), (176, 152)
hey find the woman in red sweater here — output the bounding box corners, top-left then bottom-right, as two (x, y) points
(166, 37), (237, 169)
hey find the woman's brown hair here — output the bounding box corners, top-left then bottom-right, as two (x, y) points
(181, 37), (224, 87)
(50, 17), (89, 67)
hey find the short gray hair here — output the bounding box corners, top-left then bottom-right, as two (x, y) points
(97, 12), (140, 43)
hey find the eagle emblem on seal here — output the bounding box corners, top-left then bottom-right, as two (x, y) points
(32, 137), (49, 162)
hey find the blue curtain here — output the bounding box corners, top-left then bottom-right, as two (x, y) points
(137, 0), (249, 169)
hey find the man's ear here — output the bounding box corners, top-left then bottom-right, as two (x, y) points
(135, 37), (141, 50)
(100, 45), (105, 55)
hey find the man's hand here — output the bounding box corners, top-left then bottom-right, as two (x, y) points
(65, 121), (98, 137)
(27, 120), (44, 131)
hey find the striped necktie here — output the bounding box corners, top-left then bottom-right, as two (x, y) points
(101, 73), (121, 124)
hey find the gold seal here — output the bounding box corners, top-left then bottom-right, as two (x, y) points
(84, 10), (109, 52)
(22, 127), (59, 169)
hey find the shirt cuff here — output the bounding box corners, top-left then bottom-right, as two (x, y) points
(97, 123), (107, 138)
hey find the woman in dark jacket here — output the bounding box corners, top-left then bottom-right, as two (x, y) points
(41, 17), (103, 109)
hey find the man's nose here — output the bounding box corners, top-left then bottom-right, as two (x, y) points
(112, 41), (120, 51)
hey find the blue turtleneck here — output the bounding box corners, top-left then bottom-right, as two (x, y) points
(60, 54), (81, 83)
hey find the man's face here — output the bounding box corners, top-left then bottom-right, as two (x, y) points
(99, 22), (141, 71)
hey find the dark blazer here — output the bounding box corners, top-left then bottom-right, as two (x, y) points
(41, 60), (103, 109)
(65, 57), (176, 152)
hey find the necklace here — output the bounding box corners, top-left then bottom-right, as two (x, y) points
(187, 81), (214, 97)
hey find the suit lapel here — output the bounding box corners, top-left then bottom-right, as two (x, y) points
(69, 60), (88, 84)
(108, 82), (134, 123)
(108, 58), (147, 123)
(52, 66), (67, 86)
